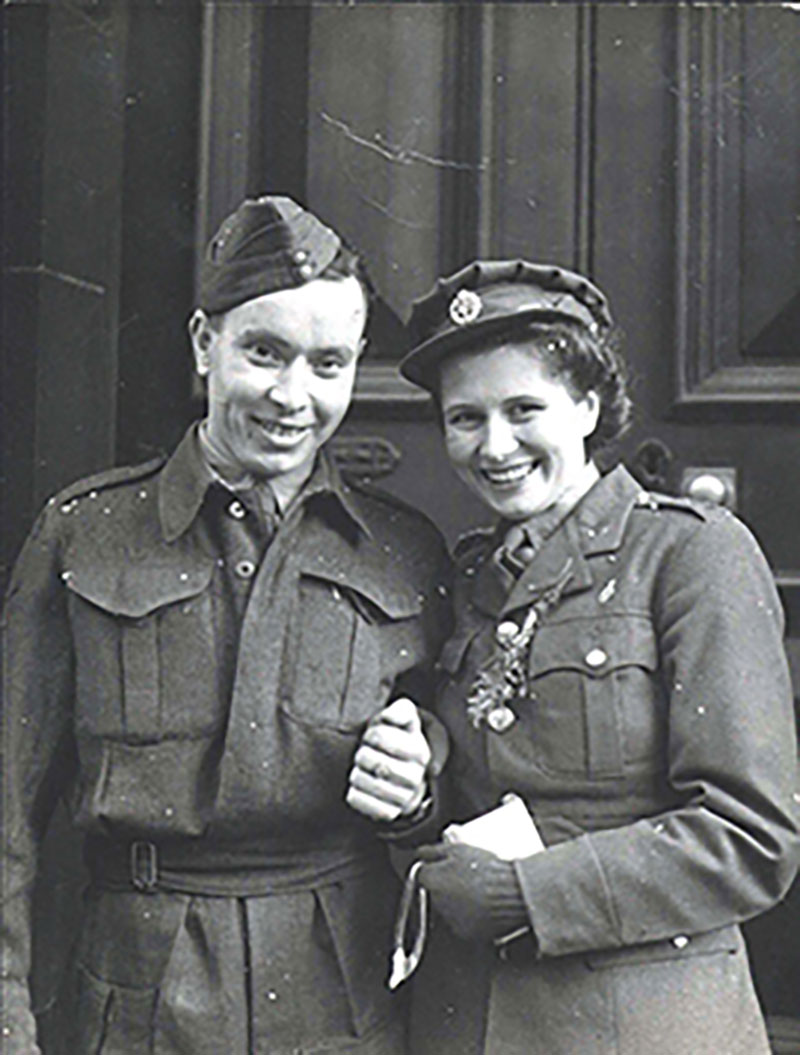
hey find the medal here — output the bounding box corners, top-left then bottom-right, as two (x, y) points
(466, 559), (574, 733)
(486, 706), (517, 733)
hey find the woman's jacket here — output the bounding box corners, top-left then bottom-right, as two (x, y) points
(410, 464), (799, 1055)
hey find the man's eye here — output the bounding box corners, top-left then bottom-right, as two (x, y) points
(314, 356), (345, 375)
(250, 346), (281, 364)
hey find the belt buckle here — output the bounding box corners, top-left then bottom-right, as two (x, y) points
(130, 840), (158, 893)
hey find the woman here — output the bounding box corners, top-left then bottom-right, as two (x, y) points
(353, 260), (799, 1055)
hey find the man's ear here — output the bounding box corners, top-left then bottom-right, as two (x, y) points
(188, 309), (215, 376)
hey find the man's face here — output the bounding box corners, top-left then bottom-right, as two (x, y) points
(191, 276), (366, 501)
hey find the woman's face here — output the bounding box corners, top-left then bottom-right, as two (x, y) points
(440, 342), (600, 521)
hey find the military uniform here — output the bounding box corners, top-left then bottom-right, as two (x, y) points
(409, 465), (799, 1055)
(2, 424), (451, 1054)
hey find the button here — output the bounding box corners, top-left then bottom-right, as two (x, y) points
(227, 499), (246, 520)
(585, 648), (608, 668)
(672, 935), (690, 949)
(292, 248), (308, 263)
(298, 263), (314, 279)
(235, 559), (256, 580)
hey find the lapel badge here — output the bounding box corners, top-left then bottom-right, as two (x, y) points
(449, 288), (482, 326)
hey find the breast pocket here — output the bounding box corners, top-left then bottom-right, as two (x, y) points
(522, 615), (661, 779)
(284, 573), (424, 731)
(66, 562), (218, 742)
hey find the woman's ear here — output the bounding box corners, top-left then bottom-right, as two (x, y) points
(188, 309), (215, 376)
(579, 390), (601, 439)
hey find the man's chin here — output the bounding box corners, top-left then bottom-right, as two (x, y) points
(243, 447), (317, 484)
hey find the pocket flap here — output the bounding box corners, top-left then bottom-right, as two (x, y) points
(298, 570), (423, 621)
(66, 561), (214, 619)
(530, 615), (658, 678)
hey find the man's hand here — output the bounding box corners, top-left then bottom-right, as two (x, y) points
(346, 697), (431, 822)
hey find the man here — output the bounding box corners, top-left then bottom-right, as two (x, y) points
(2, 196), (451, 1054)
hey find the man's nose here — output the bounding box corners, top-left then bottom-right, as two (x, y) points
(481, 415), (518, 460)
(267, 359), (310, 411)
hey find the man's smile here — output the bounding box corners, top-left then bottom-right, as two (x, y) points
(250, 414), (313, 445)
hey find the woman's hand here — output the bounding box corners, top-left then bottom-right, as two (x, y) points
(346, 697), (431, 822)
(415, 842), (528, 943)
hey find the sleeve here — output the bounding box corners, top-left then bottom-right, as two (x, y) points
(380, 545), (454, 847)
(2, 506), (78, 1052)
(514, 513), (800, 960)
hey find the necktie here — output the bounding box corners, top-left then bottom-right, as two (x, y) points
(494, 507), (566, 582)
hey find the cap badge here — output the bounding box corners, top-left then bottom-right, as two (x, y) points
(449, 288), (482, 326)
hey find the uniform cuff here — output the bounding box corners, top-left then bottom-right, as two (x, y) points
(513, 833), (621, 959)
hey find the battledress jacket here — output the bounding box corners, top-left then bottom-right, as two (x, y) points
(1, 425), (452, 1055)
(409, 465), (799, 1055)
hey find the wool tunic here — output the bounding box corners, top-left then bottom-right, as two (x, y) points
(410, 465), (799, 1055)
(2, 425), (452, 1055)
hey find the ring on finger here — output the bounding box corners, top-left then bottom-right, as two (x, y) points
(372, 761), (392, 781)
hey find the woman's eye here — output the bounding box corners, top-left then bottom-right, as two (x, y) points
(444, 409), (483, 431)
(508, 402), (542, 422)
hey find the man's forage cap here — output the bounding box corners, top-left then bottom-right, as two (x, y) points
(198, 195), (342, 315)
(400, 259), (613, 390)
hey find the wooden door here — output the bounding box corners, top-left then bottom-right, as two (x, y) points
(199, 4), (800, 1040)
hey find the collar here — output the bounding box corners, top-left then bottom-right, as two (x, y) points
(572, 463), (643, 554)
(158, 424), (370, 542)
(470, 464), (643, 618)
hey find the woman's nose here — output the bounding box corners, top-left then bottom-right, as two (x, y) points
(481, 415), (518, 460)
(267, 360), (310, 411)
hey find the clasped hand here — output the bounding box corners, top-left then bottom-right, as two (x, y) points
(346, 697), (431, 822)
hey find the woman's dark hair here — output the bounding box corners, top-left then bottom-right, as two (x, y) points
(522, 320), (632, 454)
(435, 318), (632, 455)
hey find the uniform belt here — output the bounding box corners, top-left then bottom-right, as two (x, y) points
(84, 835), (382, 897)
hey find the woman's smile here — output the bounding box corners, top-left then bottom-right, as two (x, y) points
(440, 343), (599, 521)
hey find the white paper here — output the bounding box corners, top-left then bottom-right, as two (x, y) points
(442, 793), (545, 861)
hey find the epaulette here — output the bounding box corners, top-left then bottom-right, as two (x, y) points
(453, 525), (497, 565)
(632, 488), (716, 522)
(47, 454), (167, 509)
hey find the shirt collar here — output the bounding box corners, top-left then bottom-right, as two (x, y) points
(158, 424), (371, 542)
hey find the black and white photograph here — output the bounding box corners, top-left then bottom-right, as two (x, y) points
(2, 3), (799, 1053)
